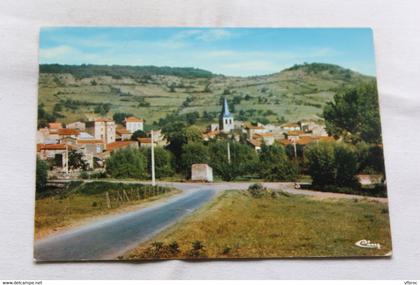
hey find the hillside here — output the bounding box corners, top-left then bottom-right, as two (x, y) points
(37, 63), (375, 128)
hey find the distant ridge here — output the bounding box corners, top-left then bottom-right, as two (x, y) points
(39, 64), (215, 79)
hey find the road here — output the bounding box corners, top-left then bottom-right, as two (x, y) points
(35, 181), (387, 261)
(34, 184), (216, 261)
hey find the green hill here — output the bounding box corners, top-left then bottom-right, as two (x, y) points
(37, 63), (375, 128)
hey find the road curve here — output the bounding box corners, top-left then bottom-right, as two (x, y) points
(34, 186), (216, 261)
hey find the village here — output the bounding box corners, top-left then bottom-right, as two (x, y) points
(36, 97), (335, 181)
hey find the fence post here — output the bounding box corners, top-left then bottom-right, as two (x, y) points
(105, 191), (111, 209)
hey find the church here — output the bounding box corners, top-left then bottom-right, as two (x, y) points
(219, 97), (234, 133)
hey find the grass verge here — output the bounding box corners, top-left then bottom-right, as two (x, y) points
(35, 182), (180, 239)
(124, 189), (391, 259)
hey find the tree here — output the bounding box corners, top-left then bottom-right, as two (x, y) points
(113, 112), (133, 124)
(141, 147), (174, 178)
(186, 111), (200, 125)
(305, 142), (359, 188)
(180, 143), (209, 177)
(305, 142), (336, 187)
(68, 150), (89, 170)
(131, 129), (148, 141)
(184, 125), (203, 143)
(258, 144), (298, 181)
(323, 81), (381, 143)
(106, 148), (147, 179)
(334, 143), (358, 187)
(209, 141), (258, 181)
(36, 157), (49, 193)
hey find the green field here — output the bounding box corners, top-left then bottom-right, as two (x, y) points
(38, 63), (374, 126)
(124, 190), (391, 259)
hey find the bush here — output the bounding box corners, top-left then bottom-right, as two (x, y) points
(36, 157), (49, 193)
(180, 143), (209, 178)
(305, 142), (336, 187)
(105, 148), (147, 179)
(248, 183), (265, 198)
(258, 144), (298, 181)
(140, 147), (174, 178)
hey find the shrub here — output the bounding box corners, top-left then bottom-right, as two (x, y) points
(305, 142), (336, 187)
(258, 144), (298, 181)
(36, 157), (49, 193)
(248, 183), (265, 198)
(106, 148), (147, 179)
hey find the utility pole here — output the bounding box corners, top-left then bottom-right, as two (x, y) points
(64, 144), (69, 175)
(227, 141), (231, 164)
(151, 129), (156, 186)
(293, 141), (297, 160)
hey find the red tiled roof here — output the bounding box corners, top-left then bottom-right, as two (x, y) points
(37, 143), (68, 151)
(95, 118), (113, 123)
(248, 139), (262, 147)
(288, 130), (304, 136)
(116, 128), (132, 135)
(281, 123), (300, 128)
(254, 132), (273, 138)
(125, 116), (144, 123)
(57, 128), (80, 136)
(76, 139), (104, 144)
(138, 137), (152, 144)
(48, 122), (62, 129)
(106, 141), (136, 152)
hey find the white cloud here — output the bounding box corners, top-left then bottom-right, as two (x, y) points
(172, 29), (232, 42)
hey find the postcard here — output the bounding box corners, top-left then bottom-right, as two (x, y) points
(34, 27), (391, 261)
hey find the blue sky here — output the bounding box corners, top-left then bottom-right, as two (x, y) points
(40, 27), (376, 76)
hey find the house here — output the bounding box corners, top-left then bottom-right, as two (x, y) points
(146, 129), (167, 146)
(281, 122), (300, 132)
(124, 116), (144, 133)
(247, 139), (262, 151)
(219, 97), (234, 133)
(116, 128), (132, 141)
(203, 130), (219, 141)
(138, 137), (153, 148)
(86, 118), (116, 145)
(245, 123), (266, 139)
(76, 139), (105, 155)
(356, 174), (383, 186)
(191, 164), (213, 182)
(37, 143), (70, 171)
(278, 135), (335, 146)
(254, 132), (275, 145)
(287, 130), (305, 141)
(48, 122), (62, 130)
(210, 123), (219, 132)
(66, 121), (86, 131)
(106, 141), (139, 153)
(57, 128), (80, 141)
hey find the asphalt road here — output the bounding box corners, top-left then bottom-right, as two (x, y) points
(34, 185), (216, 261)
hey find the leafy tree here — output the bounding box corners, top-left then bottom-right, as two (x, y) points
(36, 157), (49, 193)
(131, 129), (148, 141)
(305, 142), (359, 188)
(106, 148), (147, 179)
(180, 143), (209, 177)
(113, 112), (133, 124)
(305, 142), (336, 187)
(356, 142), (385, 174)
(334, 143), (358, 187)
(323, 81), (381, 143)
(68, 150), (89, 171)
(186, 111), (200, 125)
(209, 141), (258, 181)
(258, 144), (298, 181)
(141, 147), (174, 178)
(184, 126), (203, 143)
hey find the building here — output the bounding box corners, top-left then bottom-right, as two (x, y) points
(37, 143), (70, 171)
(66, 121), (86, 131)
(254, 132), (275, 145)
(245, 123), (266, 139)
(86, 118), (116, 145)
(191, 164), (213, 182)
(106, 141), (139, 153)
(48, 122), (62, 130)
(138, 137), (153, 148)
(281, 122), (300, 132)
(116, 128), (132, 141)
(124, 116), (144, 133)
(247, 139), (262, 151)
(219, 97), (234, 133)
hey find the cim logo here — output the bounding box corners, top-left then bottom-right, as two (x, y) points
(355, 239), (381, 249)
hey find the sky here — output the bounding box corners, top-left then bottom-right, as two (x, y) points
(39, 27), (376, 77)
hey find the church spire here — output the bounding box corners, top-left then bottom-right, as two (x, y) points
(222, 97), (231, 117)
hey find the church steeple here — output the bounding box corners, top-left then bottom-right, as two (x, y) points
(222, 97), (231, 117)
(219, 97), (234, 133)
